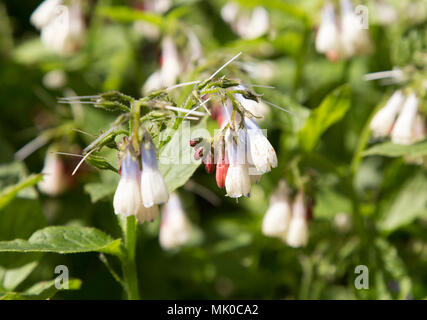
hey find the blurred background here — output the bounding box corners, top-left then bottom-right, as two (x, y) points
(0, 0), (426, 299)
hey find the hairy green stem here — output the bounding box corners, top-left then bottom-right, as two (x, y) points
(121, 215), (140, 300)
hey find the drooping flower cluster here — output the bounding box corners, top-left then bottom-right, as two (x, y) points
(190, 85), (277, 198)
(370, 91), (425, 145)
(220, 2), (269, 40)
(159, 192), (193, 250)
(30, 0), (86, 55)
(315, 0), (372, 61)
(113, 138), (169, 223)
(262, 181), (311, 248)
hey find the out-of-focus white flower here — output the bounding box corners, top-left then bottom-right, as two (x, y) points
(220, 2), (239, 24)
(286, 192), (309, 248)
(113, 152), (142, 217)
(42, 69), (67, 89)
(334, 212), (352, 233)
(224, 129), (251, 198)
(391, 92), (419, 145)
(315, 2), (341, 59)
(262, 181), (292, 240)
(241, 61), (275, 84)
(38, 151), (67, 196)
(244, 117), (277, 174)
(144, 0), (171, 14)
(340, 0), (372, 58)
(142, 70), (163, 95)
(140, 139), (169, 208)
(374, 1), (397, 25)
(160, 36), (181, 88)
(30, 0), (62, 29)
(134, 21), (160, 41)
(412, 114), (426, 143)
(237, 6), (269, 39)
(159, 193), (192, 249)
(39, 1), (86, 55)
(370, 90), (405, 138)
(221, 3), (269, 39)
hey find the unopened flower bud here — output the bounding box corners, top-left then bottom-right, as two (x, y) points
(286, 192), (309, 248)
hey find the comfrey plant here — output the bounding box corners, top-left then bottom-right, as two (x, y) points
(366, 65), (426, 146)
(262, 180), (312, 248)
(51, 53), (281, 298)
(30, 0), (86, 55)
(189, 84), (278, 199)
(315, 0), (372, 61)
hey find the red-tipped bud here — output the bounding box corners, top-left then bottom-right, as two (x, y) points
(190, 137), (202, 147)
(215, 162), (229, 188)
(204, 152), (215, 174)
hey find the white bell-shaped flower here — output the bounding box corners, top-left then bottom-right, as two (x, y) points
(370, 90), (405, 138)
(244, 117), (277, 174)
(391, 92), (419, 145)
(286, 192), (309, 248)
(315, 2), (341, 56)
(340, 0), (371, 58)
(239, 6), (269, 39)
(30, 0), (62, 29)
(160, 36), (181, 88)
(40, 1), (85, 55)
(224, 129), (251, 198)
(140, 139), (169, 208)
(38, 151), (67, 196)
(159, 193), (193, 250)
(113, 153), (142, 217)
(262, 181), (292, 240)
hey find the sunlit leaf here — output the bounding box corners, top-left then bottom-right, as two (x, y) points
(363, 140), (427, 158)
(0, 226), (123, 256)
(377, 173), (427, 232)
(298, 85), (351, 151)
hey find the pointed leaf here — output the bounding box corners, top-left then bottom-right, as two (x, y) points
(0, 226), (123, 256)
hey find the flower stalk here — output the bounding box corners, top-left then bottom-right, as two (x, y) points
(120, 215), (140, 300)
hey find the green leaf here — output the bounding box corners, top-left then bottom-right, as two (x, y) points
(97, 6), (163, 26)
(0, 278), (81, 300)
(298, 85), (351, 152)
(0, 226), (123, 256)
(363, 140), (427, 158)
(0, 261), (38, 292)
(84, 182), (117, 203)
(12, 38), (58, 65)
(159, 119), (207, 192)
(377, 173), (427, 232)
(0, 174), (42, 210)
(84, 170), (119, 203)
(314, 187), (353, 219)
(234, 0), (307, 21)
(375, 238), (412, 299)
